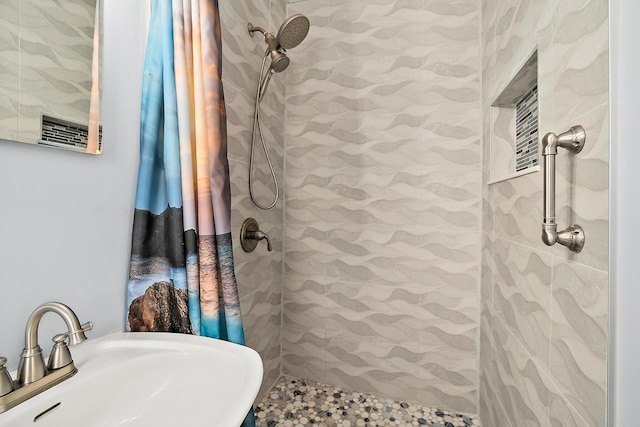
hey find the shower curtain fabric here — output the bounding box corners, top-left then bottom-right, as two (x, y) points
(126, 1), (255, 425)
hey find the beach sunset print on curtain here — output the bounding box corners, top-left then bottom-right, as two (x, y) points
(126, 0), (246, 346)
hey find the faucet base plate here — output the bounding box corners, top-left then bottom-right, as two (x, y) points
(240, 218), (260, 252)
(0, 363), (76, 414)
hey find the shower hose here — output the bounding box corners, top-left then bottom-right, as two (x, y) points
(249, 52), (279, 210)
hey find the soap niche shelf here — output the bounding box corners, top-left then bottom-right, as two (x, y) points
(489, 50), (539, 184)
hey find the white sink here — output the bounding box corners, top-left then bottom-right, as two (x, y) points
(0, 332), (263, 426)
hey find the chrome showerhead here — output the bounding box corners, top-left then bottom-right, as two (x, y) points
(276, 14), (310, 49)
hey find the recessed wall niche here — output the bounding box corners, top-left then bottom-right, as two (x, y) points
(489, 50), (539, 183)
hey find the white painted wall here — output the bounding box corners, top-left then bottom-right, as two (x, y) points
(611, 0), (640, 424)
(0, 0), (146, 370)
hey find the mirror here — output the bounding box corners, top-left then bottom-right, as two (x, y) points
(0, 0), (102, 154)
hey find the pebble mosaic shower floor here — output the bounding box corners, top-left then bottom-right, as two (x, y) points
(254, 376), (480, 427)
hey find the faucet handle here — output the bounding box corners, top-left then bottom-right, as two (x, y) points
(0, 357), (15, 397)
(47, 334), (73, 371)
(250, 230), (273, 251)
(68, 321), (93, 346)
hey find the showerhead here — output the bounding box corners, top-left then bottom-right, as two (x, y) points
(270, 51), (290, 73)
(276, 14), (310, 49)
(248, 14), (310, 102)
(248, 14), (310, 51)
(264, 34), (290, 73)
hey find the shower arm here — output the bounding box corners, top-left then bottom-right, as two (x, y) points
(247, 24), (267, 37)
(540, 125), (586, 253)
(248, 24), (285, 56)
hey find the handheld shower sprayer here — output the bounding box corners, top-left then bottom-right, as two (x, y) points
(259, 68), (275, 102)
(258, 35), (289, 101)
(247, 14), (310, 210)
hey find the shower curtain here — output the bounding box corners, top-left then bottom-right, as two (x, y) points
(126, 1), (255, 425)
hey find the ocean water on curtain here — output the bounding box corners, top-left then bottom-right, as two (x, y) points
(196, 233), (245, 342)
(127, 258), (187, 310)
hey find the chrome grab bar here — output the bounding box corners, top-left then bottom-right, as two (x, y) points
(541, 125), (586, 253)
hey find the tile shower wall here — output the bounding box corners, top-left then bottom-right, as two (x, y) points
(283, 0), (481, 415)
(480, 1), (609, 426)
(219, 0), (286, 399)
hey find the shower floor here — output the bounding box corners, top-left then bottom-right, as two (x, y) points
(254, 375), (479, 427)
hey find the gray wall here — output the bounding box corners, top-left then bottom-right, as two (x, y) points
(282, 0), (481, 414)
(479, 0), (609, 426)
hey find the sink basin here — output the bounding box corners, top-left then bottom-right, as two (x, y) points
(0, 332), (263, 426)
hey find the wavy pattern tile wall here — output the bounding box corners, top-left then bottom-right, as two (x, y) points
(479, 0), (609, 426)
(0, 0), (95, 143)
(219, 0), (286, 400)
(283, 0), (481, 415)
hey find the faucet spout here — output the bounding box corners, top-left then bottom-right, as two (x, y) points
(17, 302), (92, 385)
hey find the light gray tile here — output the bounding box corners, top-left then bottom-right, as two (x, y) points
(0, 0), (19, 141)
(324, 334), (424, 404)
(494, 239), (553, 370)
(284, 224), (328, 278)
(220, 0), (269, 99)
(283, 276), (329, 334)
(553, 0), (608, 126)
(281, 0), (481, 415)
(325, 281), (423, 344)
(416, 348), (478, 414)
(492, 171), (543, 249)
(282, 324), (328, 384)
(324, 227), (479, 291)
(19, 0), (95, 142)
(241, 290), (282, 398)
(548, 380), (591, 427)
(492, 317), (551, 427)
(479, 372), (514, 427)
(550, 261), (608, 427)
(420, 288), (478, 353)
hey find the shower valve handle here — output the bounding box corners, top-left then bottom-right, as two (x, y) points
(247, 230), (272, 252)
(240, 218), (273, 252)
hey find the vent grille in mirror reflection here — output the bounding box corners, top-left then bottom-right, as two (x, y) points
(38, 115), (102, 153)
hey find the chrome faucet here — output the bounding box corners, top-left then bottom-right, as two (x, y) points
(0, 302), (92, 413)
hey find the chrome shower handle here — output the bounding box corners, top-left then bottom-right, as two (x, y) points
(541, 125), (586, 253)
